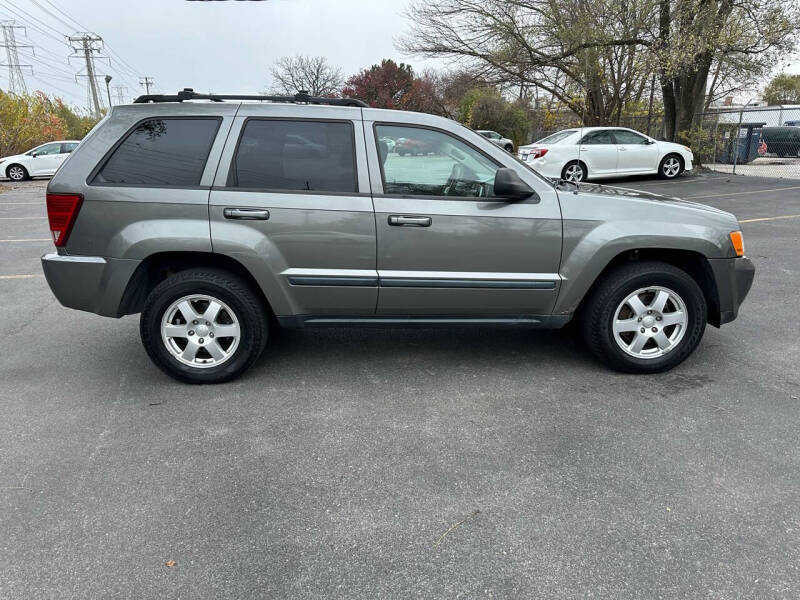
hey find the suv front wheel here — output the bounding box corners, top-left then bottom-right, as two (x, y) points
(581, 261), (707, 373)
(140, 268), (268, 383)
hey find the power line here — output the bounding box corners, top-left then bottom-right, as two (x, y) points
(1, 20), (33, 93)
(111, 84), (127, 105)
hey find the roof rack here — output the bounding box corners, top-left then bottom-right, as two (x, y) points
(132, 88), (368, 108)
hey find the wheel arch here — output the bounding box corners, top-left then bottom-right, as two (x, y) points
(118, 251), (275, 319)
(562, 159), (588, 180)
(567, 248), (722, 327)
(5, 163), (29, 179)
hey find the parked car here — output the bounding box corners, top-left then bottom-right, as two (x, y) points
(518, 127), (694, 181)
(395, 136), (437, 155)
(41, 89), (753, 383)
(477, 130), (514, 152)
(379, 136), (396, 153)
(0, 140), (81, 181)
(760, 126), (800, 157)
(783, 120), (800, 127)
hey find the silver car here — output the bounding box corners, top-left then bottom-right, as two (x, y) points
(477, 130), (514, 152)
(41, 89), (754, 383)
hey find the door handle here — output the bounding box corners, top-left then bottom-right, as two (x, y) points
(223, 208), (270, 220)
(618, 146), (627, 151)
(579, 146), (589, 151)
(388, 215), (432, 227)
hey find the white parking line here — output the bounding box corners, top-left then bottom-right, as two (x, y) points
(740, 214), (800, 223)
(0, 274), (42, 279)
(685, 186), (800, 199)
(0, 238), (51, 243)
(0, 216), (47, 220)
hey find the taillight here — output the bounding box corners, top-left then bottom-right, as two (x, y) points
(529, 148), (548, 159)
(46, 193), (83, 247)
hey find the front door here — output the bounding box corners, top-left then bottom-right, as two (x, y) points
(367, 120), (562, 316)
(210, 106), (377, 318)
(613, 129), (661, 173)
(29, 142), (62, 175)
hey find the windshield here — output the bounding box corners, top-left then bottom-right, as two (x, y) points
(535, 130), (577, 145)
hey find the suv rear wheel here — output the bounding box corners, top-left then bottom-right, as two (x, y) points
(581, 261), (706, 373)
(140, 268), (268, 383)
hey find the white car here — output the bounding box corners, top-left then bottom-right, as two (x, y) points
(477, 130), (514, 152)
(0, 140), (81, 181)
(517, 127), (693, 182)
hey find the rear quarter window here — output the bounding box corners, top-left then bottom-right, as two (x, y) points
(92, 117), (221, 186)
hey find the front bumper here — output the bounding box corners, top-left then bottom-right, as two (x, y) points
(41, 253), (140, 317)
(708, 256), (755, 325)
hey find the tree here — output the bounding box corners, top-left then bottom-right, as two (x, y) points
(401, 0), (800, 139)
(0, 90), (99, 157)
(458, 87), (531, 147)
(342, 59), (446, 113)
(655, 0), (799, 141)
(400, 0), (656, 126)
(763, 73), (800, 105)
(269, 55), (344, 97)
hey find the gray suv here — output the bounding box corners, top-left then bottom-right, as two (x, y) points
(41, 89), (754, 383)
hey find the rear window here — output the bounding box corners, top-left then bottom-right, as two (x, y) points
(536, 130), (576, 145)
(228, 119), (356, 193)
(93, 118), (220, 186)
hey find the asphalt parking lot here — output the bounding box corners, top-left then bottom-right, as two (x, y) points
(2, 172), (799, 598)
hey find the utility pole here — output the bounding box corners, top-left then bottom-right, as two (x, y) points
(68, 33), (108, 118)
(139, 76), (154, 95)
(112, 85), (128, 105)
(0, 21), (33, 94)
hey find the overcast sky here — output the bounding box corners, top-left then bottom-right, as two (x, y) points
(0, 0), (440, 108)
(0, 0), (796, 110)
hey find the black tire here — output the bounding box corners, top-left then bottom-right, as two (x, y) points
(580, 261), (707, 373)
(398, 150), (406, 156)
(140, 268), (268, 384)
(5, 164), (29, 181)
(658, 153), (683, 179)
(561, 160), (587, 182)
(504, 143), (514, 152)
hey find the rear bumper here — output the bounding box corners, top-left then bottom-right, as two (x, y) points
(41, 253), (140, 317)
(708, 256), (755, 325)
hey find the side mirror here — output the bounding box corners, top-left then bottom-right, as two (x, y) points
(645, 139), (656, 145)
(494, 168), (535, 201)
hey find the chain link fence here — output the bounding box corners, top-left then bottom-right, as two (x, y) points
(693, 106), (800, 179)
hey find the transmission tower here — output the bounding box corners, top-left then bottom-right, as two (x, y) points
(111, 85), (127, 105)
(0, 21), (33, 94)
(68, 33), (109, 118)
(139, 76), (154, 95)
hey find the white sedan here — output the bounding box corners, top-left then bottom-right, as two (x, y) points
(0, 140), (81, 181)
(517, 127), (693, 182)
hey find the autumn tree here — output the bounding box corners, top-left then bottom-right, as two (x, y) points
(269, 55), (344, 97)
(762, 73), (800, 105)
(342, 59), (446, 114)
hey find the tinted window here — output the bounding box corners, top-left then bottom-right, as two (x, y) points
(376, 125), (498, 198)
(581, 130), (614, 144)
(94, 118), (220, 186)
(61, 143), (78, 153)
(613, 130), (649, 144)
(229, 119), (356, 192)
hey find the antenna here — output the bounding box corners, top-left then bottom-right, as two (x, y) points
(574, 54), (589, 194)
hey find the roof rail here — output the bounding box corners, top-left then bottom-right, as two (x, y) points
(132, 88), (368, 108)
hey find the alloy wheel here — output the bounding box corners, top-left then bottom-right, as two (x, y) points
(662, 157), (681, 178)
(564, 163), (584, 182)
(612, 286), (688, 359)
(161, 294), (241, 368)
(8, 166), (25, 181)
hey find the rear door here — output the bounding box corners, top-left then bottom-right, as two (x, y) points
(364, 112), (562, 316)
(577, 129), (618, 175)
(613, 129), (660, 173)
(210, 104), (376, 318)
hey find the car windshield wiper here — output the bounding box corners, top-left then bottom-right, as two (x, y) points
(555, 177), (580, 192)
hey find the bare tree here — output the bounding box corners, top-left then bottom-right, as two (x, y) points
(269, 55), (344, 97)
